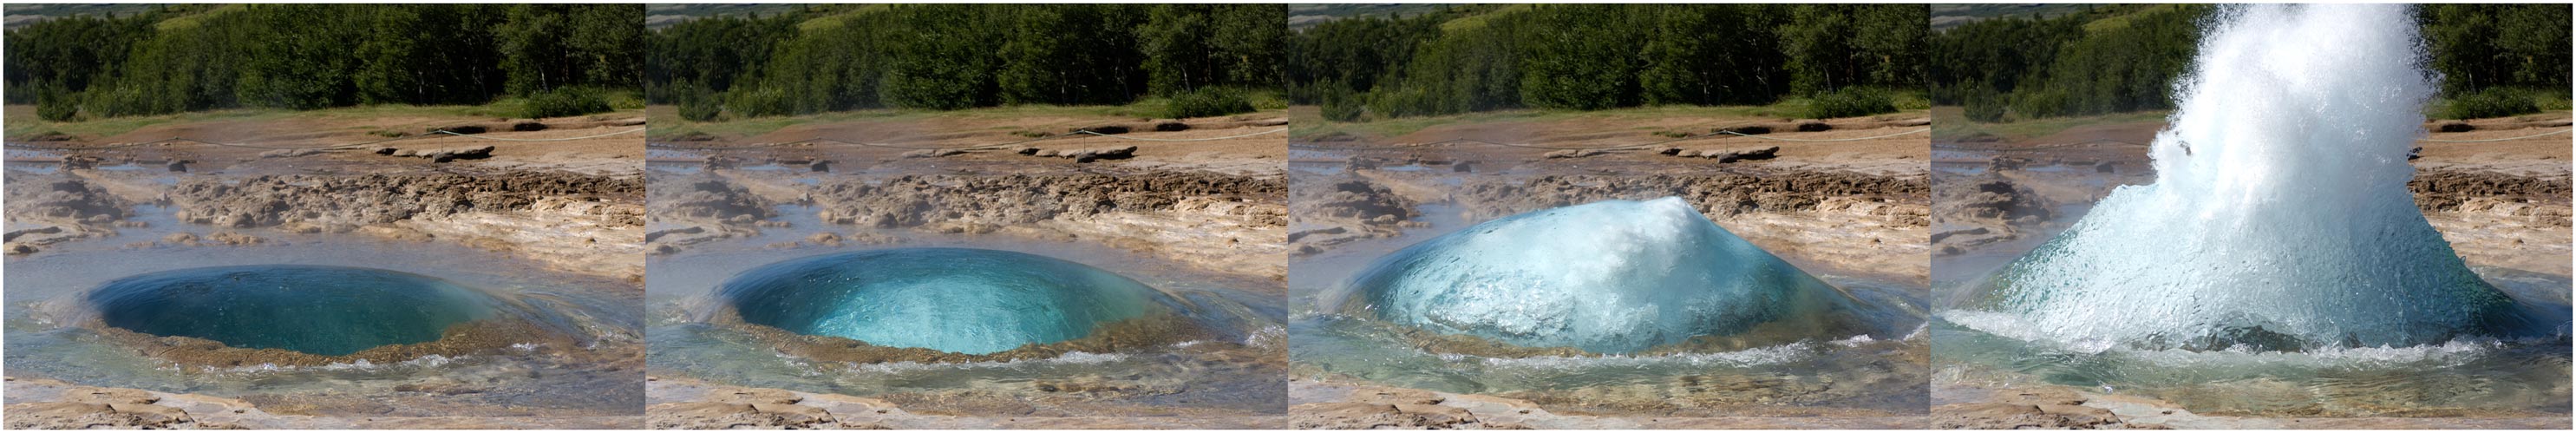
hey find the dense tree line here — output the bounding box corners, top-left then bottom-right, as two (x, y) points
(1931, 4), (2571, 121)
(1285, 4), (1925, 121)
(645, 4), (1284, 119)
(4, 4), (640, 121)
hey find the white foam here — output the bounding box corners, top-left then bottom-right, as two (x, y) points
(1964, 4), (2525, 350)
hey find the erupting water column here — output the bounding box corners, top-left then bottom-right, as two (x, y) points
(1962, 4), (2541, 351)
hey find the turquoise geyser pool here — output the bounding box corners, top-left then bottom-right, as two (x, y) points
(714, 247), (1190, 356)
(648, 232), (1285, 416)
(1341, 197), (1885, 353)
(86, 266), (507, 357)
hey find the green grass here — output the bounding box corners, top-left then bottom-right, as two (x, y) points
(4, 102), (644, 141)
(1287, 104), (1904, 140)
(1929, 105), (2168, 141)
(647, 102), (1285, 140)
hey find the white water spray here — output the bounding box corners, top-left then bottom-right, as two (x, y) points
(1961, 4), (2540, 351)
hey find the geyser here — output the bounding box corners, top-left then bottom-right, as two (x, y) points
(85, 266), (503, 357)
(1341, 197), (1867, 354)
(1961, 4), (2541, 351)
(716, 247), (1178, 355)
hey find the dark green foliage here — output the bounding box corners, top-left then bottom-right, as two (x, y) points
(35, 88), (79, 121)
(4, 4), (642, 119)
(1932, 4), (2570, 121)
(2421, 4), (2572, 95)
(650, 4), (1278, 117)
(1318, 86), (1366, 121)
(1962, 86), (2008, 122)
(1164, 87), (1256, 119)
(2435, 87), (2542, 120)
(1926, 5), (2206, 120)
(1803, 87), (1899, 119)
(1289, 4), (1925, 120)
(520, 87), (613, 119)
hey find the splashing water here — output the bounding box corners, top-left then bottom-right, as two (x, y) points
(1959, 4), (2549, 351)
(716, 247), (1180, 355)
(1340, 197), (1873, 354)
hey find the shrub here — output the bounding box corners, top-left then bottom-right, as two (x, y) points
(1802, 87), (1898, 119)
(1163, 87), (1256, 119)
(2436, 88), (2542, 120)
(519, 87), (612, 119)
(36, 89), (79, 121)
(678, 97), (722, 121)
(1963, 88), (2009, 122)
(1320, 89), (1366, 122)
(726, 87), (794, 118)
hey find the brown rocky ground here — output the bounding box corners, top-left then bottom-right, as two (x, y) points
(645, 376), (1279, 430)
(1291, 112), (1932, 284)
(1288, 379), (1920, 430)
(3, 377), (638, 430)
(651, 110), (1286, 177)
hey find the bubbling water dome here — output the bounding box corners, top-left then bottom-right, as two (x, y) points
(1339, 197), (1872, 354)
(716, 247), (1187, 356)
(84, 266), (505, 357)
(1960, 4), (2545, 351)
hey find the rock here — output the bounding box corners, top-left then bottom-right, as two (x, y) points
(1153, 121), (1190, 132)
(2433, 121), (2475, 133)
(511, 121), (547, 132)
(373, 147), (399, 155)
(1035, 149), (1060, 157)
(809, 161), (832, 172)
(806, 233), (843, 246)
(1717, 125), (1773, 135)
(1067, 146), (1137, 162)
(162, 233), (200, 246)
(1289, 402), (1476, 430)
(419, 145), (495, 162)
(645, 226), (706, 242)
(1452, 161), (1474, 173)
(901, 148), (966, 158)
(432, 125), (487, 134)
(393, 149), (417, 157)
(1544, 148), (1603, 159)
(3, 402), (161, 429)
(3, 242), (36, 255)
(4, 226), (62, 242)
(258, 148), (324, 158)
(1796, 121), (1833, 132)
(1075, 125), (1130, 134)
(647, 402), (830, 430)
(206, 232), (264, 246)
(2096, 161), (2120, 173)
(1713, 146), (1781, 162)
(1014, 147), (1041, 155)
(167, 161), (188, 172)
